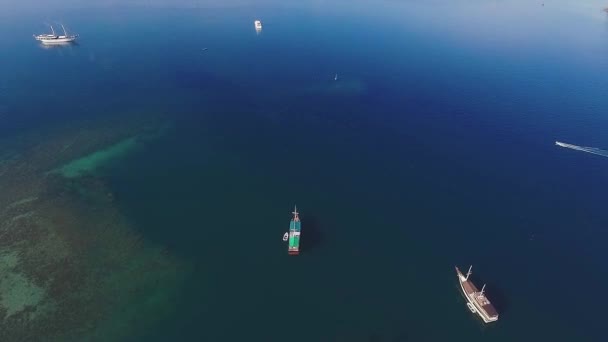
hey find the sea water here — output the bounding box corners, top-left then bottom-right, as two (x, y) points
(1, 1), (608, 341)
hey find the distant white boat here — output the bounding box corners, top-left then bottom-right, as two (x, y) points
(254, 20), (263, 30)
(282, 232), (289, 242)
(334, 73), (338, 81)
(34, 24), (78, 44)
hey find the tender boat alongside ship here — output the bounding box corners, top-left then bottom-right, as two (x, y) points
(34, 25), (78, 44)
(455, 266), (499, 323)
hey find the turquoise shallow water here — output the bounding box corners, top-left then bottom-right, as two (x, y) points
(2, 1), (608, 341)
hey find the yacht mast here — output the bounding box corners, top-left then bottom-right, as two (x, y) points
(292, 205), (298, 220)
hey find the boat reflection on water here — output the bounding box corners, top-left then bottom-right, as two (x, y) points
(38, 42), (80, 50)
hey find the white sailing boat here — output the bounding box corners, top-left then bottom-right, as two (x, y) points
(34, 25), (78, 44)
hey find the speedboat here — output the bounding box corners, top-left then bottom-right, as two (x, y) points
(282, 232), (289, 241)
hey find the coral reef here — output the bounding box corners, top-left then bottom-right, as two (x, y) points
(0, 113), (187, 341)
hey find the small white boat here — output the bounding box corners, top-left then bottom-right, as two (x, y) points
(334, 73), (338, 81)
(254, 20), (263, 30)
(467, 302), (477, 313)
(282, 232), (289, 241)
(34, 24), (78, 45)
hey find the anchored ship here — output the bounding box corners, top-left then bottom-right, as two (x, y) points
(455, 266), (499, 323)
(34, 25), (78, 44)
(288, 206), (301, 255)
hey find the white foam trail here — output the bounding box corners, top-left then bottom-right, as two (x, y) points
(555, 141), (608, 158)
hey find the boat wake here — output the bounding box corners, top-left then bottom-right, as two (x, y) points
(555, 141), (608, 158)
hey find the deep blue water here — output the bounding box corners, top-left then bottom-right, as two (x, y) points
(2, 1), (608, 341)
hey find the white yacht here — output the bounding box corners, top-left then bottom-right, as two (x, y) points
(34, 25), (78, 44)
(254, 20), (263, 31)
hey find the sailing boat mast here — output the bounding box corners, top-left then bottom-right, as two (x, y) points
(50, 25), (56, 36)
(466, 265), (472, 280)
(292, 205), (299, 220)
(61, 24), (67, 36)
